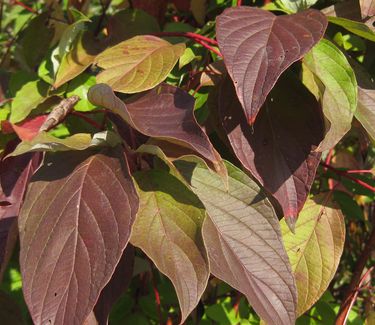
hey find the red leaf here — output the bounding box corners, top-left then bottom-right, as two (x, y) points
(216, 7), (327, 124)
(219, 74), (324, 226)
(0, 141), (41, 281)
(12, 115), (48, 141)
(19, 148), (138, 325)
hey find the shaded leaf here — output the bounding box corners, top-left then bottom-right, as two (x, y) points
(219, 74), (324, 225)
(191, 0), (207, 25)
(175, 159), (297, 325)
(0, 145), (41, 281)
(328, 16), (375, 42)
(10, 80), (50, 124)
(280, 194), (345, 315)
(132, 0), (168, 24)
(54, 32), (102, 89)
(88, 84), (220, 167)
(216, 7), (327, 124)
(93, 245), (135, 325)
(19, 148), (139, 325)
(107, 9), (160, 45)
(0, 290), (25, 325)
(95, 36), (185, 93)
(303, 39), (358, 151)
(130, 169), (209, 323)
(8, 131), (121, 157)
(321, 1), (362, 21)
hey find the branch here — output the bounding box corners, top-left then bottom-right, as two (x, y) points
(320, 162), (375, 192)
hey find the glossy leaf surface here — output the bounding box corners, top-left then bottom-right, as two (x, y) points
(280, 194), (345, 315)
(19, 148), (139, 325)
(175, 159), (297, 325)
(219, 75), (324, 223)
(130, 169), (209, 323)
(95, 36), (185, 93)
(216, 7), (327, 124)
(303, 39), (358, 151)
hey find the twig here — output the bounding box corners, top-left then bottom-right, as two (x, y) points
(70, 111), (102, 130)
(95, 0), (112, 36)
(151, 31), (218, 45)
(320, 162), (375, 192)
(12, 0), (37, 14)
(148, 260), (162, 325)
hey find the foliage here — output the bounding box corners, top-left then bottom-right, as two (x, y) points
(0, 0), (374, 324)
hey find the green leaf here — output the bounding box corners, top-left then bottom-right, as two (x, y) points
(328, 16), (375, 42)
(179, 47), (197, 69)
(95, 36), (185, 93)
(280, 193), (345, 316)
(175, 159), (297, 325)
(10, 80), (50, 123)
(7, 131), (121, 157)
(66, 73), (97, 111)
(279, 0), (318, 12)
(38, 47), (61, 85)
(303, 39), (358, 151)
(130, 169), (209, 323)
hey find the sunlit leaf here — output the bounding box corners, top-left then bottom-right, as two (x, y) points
(95, 36), (185, 93)
(219, 74), (324, 227)
(216, 7), (327, 124)
(280, 194), (345, 316)
(66, 73), (97, 112)
(11, 115), (48, 141)
(175, 159), (297, 325)
(19, 148), (139, 325)
(328, 16), (375, 42)
(279, 0), (318, 12)
(130, 169), (209, 323)
(303, 39), (358, 151)
(7, 131), (121, 157)
(10, 80), (50, 124)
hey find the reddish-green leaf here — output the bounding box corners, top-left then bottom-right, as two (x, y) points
(88, 84), (221, 168)
(19, 148), (139, 325)
(130, 169), (209, 323)
(216, 7), (327, 124)
(219, 75), (324, 227)
(175, 159), (297, 325)
(95, 36), (185, 93)
(357, 87), (375, 140)
(280, 194), (345, 316)
(9, 115), (48, 141)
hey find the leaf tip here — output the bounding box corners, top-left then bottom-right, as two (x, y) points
(285, 215), (298, 233)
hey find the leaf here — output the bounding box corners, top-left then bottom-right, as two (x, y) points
(7, 131), (121, 157)
(132, 0), (168, 24)
(107, 9), (160, 45)
(10, 80), (50, 124)
(130, 169), (209, 323)
(0, 290), (25, 325)
(219, 74), (324, 226)
(66, 73), (98, 112)
(95, 36), (185, 93)
(88, 83), (220, 166)
(93, 245), (135, 325)
(175, 159), (297, 325)
(19, 148), (139, 325)
(0, 145), (41, 281)
(216, 7), (327, 124)
(328, 16), (375, 42)
(54, 31), (102, 89)
(280, 0), (318, 12)
(191, 0), (207, 25)
(357, 88), (375, 140)
(280, 194), (345, 315)
(360, 0), (375, 18)
(11, 115), (48, 141)
(321, 1), (362, 21)
(303, 39), (358, 151)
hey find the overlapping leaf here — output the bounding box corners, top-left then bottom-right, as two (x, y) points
(19, 148), (139, 325)
(95, 36), (185, 93)
(219, 75), (324, 226)
(328, 16), (375, 42)
(216, 7), (327, 124)
(357, 87), (375, 140)
(280, 194), (345, 315)
(130, 169), (209, 323)
(175, 159), (297, 325)
(7, 131), (120, 157)
(303, 39), (358, 151)
(88, 84), (221, 167)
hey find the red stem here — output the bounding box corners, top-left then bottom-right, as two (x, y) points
(237, 0), (243, 6)
(151, 31), (218, 45)
(194, 38), (223, 57)
(346, 170), (374, 174)
(70, 111), (102, 130)
(320, 162), (375, 192)
(13, 0), (37, 14)
(148, 260), (162, 325)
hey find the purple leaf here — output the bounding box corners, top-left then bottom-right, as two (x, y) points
(216, 7), (327, 124)
(219, 74), (324, 227)
(0, 142), (41, 281)
(18, 148), (138, 325)
(93, 245), (135, 325)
